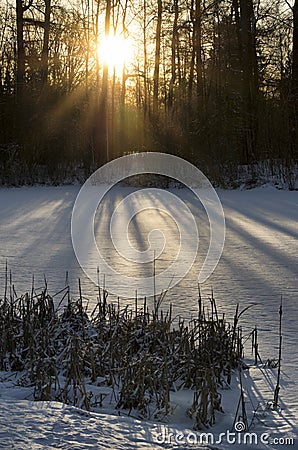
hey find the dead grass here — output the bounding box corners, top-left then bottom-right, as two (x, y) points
(0, 278), (247, 428)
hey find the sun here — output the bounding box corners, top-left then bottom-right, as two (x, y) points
(98, 34), (133, 77)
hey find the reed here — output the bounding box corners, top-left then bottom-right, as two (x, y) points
(0, 278), (248, 428)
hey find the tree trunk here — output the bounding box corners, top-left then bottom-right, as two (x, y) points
(239, 0), (258, 163)
(81, 0), (90, 95)
(94, 0), (111, 165)
(121, 0), (128, 109)
(143, 0), (149, 116)
(189, 0), (203, 101)
(194, 0), (203, 98)
(16, 0), (25, 97)
(168, 0), (179, 110)
(293, 1), (298, 90)
(153, 0), (162, 114)
(290, 0), (298, 159)
(41, 0), (51, 89)
(94, 0), (100, 92)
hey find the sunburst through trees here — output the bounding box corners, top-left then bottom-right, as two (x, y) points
(0, 0), (297, 182)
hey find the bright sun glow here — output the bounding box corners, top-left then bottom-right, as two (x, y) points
(98, 35), (133, 76)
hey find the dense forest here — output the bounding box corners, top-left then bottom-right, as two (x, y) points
(0, 0), (297, 184)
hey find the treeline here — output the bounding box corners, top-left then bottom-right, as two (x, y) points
(0, 0), (298, 182)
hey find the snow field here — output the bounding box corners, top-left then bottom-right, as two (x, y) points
(0, 185), (297, 448)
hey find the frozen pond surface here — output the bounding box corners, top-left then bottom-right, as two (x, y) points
(0, 185), (297, 424)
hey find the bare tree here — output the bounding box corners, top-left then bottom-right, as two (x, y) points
(188, 0), (203, 103)
(290, 0), (298, 158)
(95, 0), (111, 164)
(16, 0), (27, 97)
(239, 0), (259, 162)
(153, 0), (162, 113)
(41, 0), (51, 88)
(168, 0), (179, 110)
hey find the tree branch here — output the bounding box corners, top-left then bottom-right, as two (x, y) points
(23, 17), (46, 28)
(23, 0), (34, 13)
(285, 0), (294, 12)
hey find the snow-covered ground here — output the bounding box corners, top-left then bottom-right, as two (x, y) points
(0, 185), (297, 448)
(0, 368), (296, 449)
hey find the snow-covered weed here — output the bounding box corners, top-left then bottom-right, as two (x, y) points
(0, 280), (247, 429)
